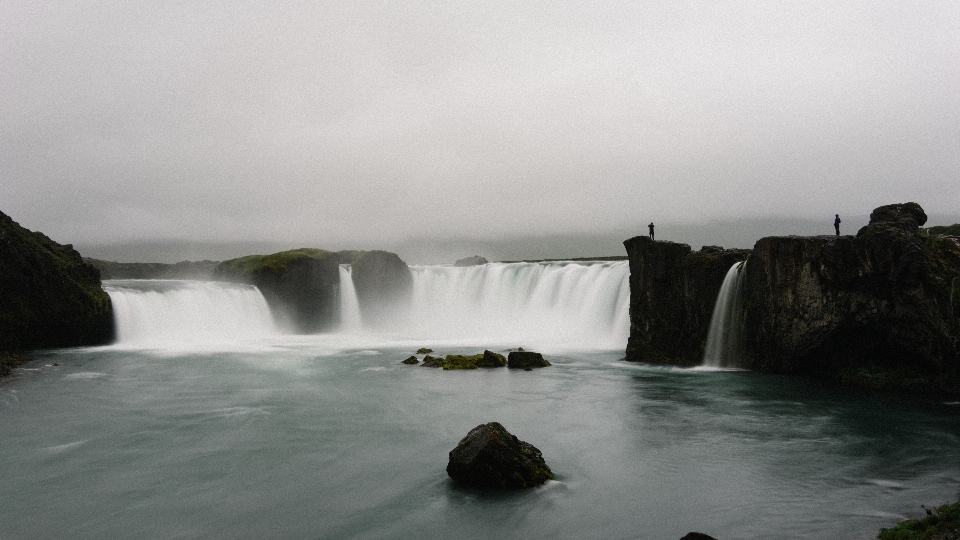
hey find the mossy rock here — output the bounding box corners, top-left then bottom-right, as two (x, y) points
(878, 498), (960, 540)
(401, 356), (419, 365)
(416, 347), (433, 354)
(421, 355), (442, 368)
(0, 210), (114, 351)
(446, 422), (554, 490)
(477, 350), (506, 367)
(0, 352), (27, 378)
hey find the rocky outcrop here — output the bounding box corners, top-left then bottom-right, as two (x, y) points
(351, 250), (413, 328)
(507, 351), (551, 369)
(623, 237), (749, 366)
(85, 258), (219, 280)
(446, 422), (554, 489)
(0, 210), (114, 353)
(478, 350), (506, 367)
(213, 248), (340, 333)
(454, 255), (488, 267)
(623, 202), (960, 392)
(742, 203), (960, 390)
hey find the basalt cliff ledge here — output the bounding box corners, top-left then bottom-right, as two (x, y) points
(624, 203), (960, 393)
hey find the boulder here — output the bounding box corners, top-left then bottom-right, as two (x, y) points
(477, 350), (506, 367)
(507, 351), (551, 369)
(421, 355), (442, 368)
(454, 255), (488, 267)
(402, 356), (419, 365)
(679, 534), (718, 540)
(446, 422), (553, 489)
(416, 347), (433, 354)
(0, 209), (114, 353)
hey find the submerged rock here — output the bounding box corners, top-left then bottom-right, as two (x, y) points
(507, 351), (551, 369)
(679, 534), (718, 540)
(477, 350), (506, 367)
(446, 422), (553, 489)
(454, 255), (488, 267)
(402, 356), (419, 365)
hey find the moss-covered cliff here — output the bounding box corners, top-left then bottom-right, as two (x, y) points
(213, 248), (340, 333)
(85, 259), (219, 280)
(623, 237), (749, 366)
(0, 210), (114, 353)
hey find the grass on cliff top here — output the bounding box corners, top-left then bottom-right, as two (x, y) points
(879, 497), (960, 540)
(926, 224), (960, 237)
(218, 248), (336, 277)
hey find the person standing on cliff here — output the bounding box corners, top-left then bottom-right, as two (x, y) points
(648, 222), (655, 241)
(834, 214), (841, 236)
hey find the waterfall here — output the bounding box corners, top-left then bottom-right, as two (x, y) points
(402, 261), (630, 349)
(104, 280), (278, 346)
(339, 265), (363, 332)
(702, 261), (746, 368)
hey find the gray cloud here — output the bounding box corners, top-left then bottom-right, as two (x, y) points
(2, 0), (958, 252)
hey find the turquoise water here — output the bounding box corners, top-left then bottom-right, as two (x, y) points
(2, 340), (958, 539)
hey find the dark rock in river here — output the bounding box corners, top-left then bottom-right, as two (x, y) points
(622, 238), (749, 366)
(446, 422), (553, 490)
(350, 250), (413, 329)
(213, 248), (340, 333)
(454, 255), (488, 267)
(477, 350), (506, 367)
(421, 355), (442, 368)
(416, 347), (433, 354)
(679, 533), (718, 540)
(507, 351), (551, 369)
(0, 209), (114, 353)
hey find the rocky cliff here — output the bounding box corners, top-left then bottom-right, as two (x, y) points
(0, 210), (114, 352)
(742, 203), (960, 391)
(213, 248), (340, 333)
(350, 250), (413, 328)
(624, 202), (960, 392)
(623, 236), (749, 366)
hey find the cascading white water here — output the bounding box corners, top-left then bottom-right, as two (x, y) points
(338, 265), (363, 332)
(402, 261), (630, 349)
(702, 261), (746, 368)
(104, 280), (278, 347)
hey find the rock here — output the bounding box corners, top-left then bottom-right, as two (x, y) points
(477, 350), (506, 367)
(214, 248), (340, 333)
(454, 255), (488, 267)
(679, 533), (718, 540)
(351, 250), (413, 329)
(622, 236), (749, 366)
(742, 204), (960, 390)
(0, 209), (114, 354)
(416, 347), (433, 354)
(446, 422), (554, 489)
(507, 351), (551, 369)
(402, 356), (419, 364)
(421, 355), (442, 368)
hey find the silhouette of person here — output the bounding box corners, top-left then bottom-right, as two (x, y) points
(648, 222), (655, 241)
(834, 214), (841, 236)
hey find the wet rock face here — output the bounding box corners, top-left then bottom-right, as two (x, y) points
(350, 250), (413, 329)
(622, 236), (749, 366)
(446, 422), (553, 490)
(741, 203), (960, 388)
(0, 210), (114, 351)
(454, 255), (488, 267)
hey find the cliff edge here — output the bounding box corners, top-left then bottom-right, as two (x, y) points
(0, 210), (114, 353)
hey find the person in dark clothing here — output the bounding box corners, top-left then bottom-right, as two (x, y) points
(648, 222), (655, 241)
(834, 214), (841, 236)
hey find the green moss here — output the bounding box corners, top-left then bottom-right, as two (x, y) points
(416, 347), (433, 354)
(0, 352), (27, 377)
(926, 224), (960, 237)
(439, 354), (483, 370)
(879, 498), (960, 540)
(216, 248), (336, 280)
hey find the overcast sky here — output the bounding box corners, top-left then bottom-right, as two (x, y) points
(2, 0), (958, 253)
